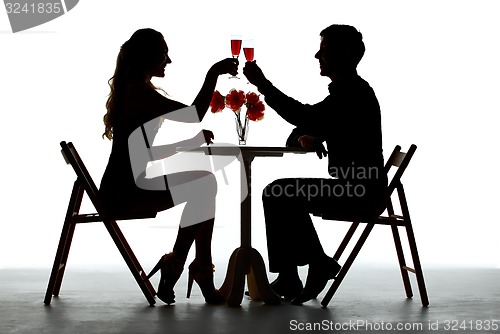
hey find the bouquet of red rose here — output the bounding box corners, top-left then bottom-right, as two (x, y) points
(210, 89), (265, 144)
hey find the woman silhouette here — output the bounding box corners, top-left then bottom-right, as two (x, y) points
(99, 28), (237, 304)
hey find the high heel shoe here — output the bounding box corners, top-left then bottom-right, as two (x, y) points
(186, 259), (225, 304)
(291, 256), (341, 305)
(147, 252), (184, 305)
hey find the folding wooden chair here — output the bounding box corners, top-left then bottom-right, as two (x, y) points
(44, 141), (158, 306)
(318, 144), (429, 308)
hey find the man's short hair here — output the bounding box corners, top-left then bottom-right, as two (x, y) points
(320, 24), (365, 65)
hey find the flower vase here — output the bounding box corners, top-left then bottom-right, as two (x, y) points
(235, 115), (249, 145)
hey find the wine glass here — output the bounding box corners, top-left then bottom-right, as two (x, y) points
(230, 34), (242, 79)
(243, 39), (254, 62)
(243, 39), (254, 83)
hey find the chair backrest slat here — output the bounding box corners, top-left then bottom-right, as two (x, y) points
(391, 151), (406, 167)
(60, 149), (70, 165)
(384, 145), (400, 173)
(60, 141), (101, 208)
(385, 144), (417, 198)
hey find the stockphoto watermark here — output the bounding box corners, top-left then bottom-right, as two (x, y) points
(3, 0), (79, 33)
(288, 319), (500, 332)
(290, 319), (424, 332)
(128, 105), (247, 228)
(328, 163), (379, 181)
(263, 179), (366, 200)
(263, 164), (380, 201)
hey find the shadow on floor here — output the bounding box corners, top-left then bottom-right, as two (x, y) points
(1, 267), (499, 334)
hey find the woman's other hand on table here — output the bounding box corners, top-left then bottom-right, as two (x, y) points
(201, 129), (214, 145)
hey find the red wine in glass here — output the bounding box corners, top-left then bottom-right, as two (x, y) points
(230, 35), (242, 78)
(231, 39), (242, 57)
(243, 39), (254, 61)
(243, 39), (254, 83)
(244, 47), (254, 61)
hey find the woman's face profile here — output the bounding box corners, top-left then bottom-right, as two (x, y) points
(148, 38), (171, 78)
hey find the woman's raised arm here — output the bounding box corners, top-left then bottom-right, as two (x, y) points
(192, 58), (238, 121)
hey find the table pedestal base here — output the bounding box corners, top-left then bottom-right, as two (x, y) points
(219, 247), (281, 307)
(175, 146), (309, 307)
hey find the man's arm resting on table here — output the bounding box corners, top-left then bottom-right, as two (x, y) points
(286, 127), (327, 159)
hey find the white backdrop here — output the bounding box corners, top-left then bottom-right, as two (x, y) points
(0, 0), (499, 271)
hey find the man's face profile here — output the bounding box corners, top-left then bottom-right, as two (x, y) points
(315, 35), (354, 79)
(315, 37), (331, 77)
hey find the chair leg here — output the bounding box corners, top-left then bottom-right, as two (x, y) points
(333, 222), (359, 261)
(103, 219), (156, 306)
(52, 222), (77, 297)
(44, 181), (83, 305)
(405, 223), (429, 307)
(44, 218), (76, 305)
(399, 186), (429, 307)
(391, 225), (413, 299)
(322, 223), (374, 308)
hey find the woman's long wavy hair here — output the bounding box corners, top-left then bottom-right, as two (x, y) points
(103, 28), (164, 140)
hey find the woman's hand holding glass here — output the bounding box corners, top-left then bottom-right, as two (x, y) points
(210, 58), (239, 77)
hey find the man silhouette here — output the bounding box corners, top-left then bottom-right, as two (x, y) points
(243, 24), (387, 304)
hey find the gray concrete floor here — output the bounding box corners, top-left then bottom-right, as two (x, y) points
(1, 266), (499, 334)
